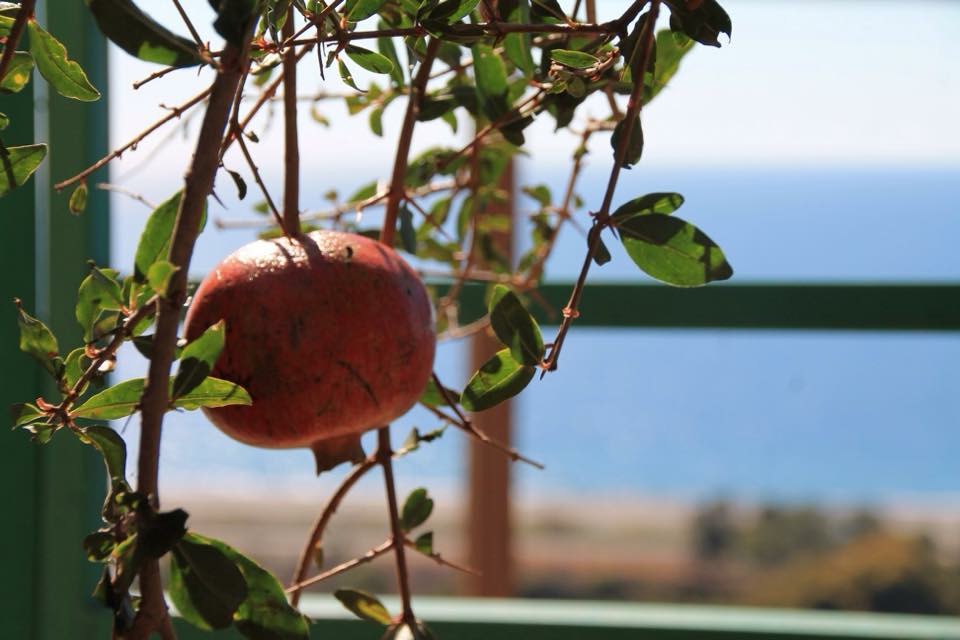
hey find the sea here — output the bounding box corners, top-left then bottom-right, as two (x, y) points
(109, 165), (960, 506)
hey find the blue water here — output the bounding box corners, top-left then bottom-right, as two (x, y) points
(111, 166), (960, 502)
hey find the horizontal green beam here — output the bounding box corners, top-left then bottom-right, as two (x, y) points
(173, 596), (960, 640)
(448, 283), (960, 331)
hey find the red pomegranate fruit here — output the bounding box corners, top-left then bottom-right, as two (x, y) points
(183, 230), (435, 471)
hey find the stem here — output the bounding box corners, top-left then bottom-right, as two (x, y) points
(541, 1), (659, 373)
(55, 89), (212, 191)
(0, 0), (34, 87)
(288, 456), (377, 606)
(286, 539), (393, 594)
(281, 9), (301, 235)
(381, 37), (440, 247)
(128, 33), (252, 640)
(376, 427), (416, 625)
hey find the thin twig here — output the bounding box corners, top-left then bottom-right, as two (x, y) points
(288, 456), (377, 606)
(381, 37), (440, 247)
(95, 183), (157, 210)
(285, 540), (393, 594)
(0, 0), (35, 87)
(281, 9), (301, 235)
(377, 427), (416, 625)
(542, 0), (659, 373)
(170, 0), (205, 53)
(54, 88), (212, 191)
(404, 538), (480, 576)
(427, 373), (545, 469)
(132, 65), (183, 90)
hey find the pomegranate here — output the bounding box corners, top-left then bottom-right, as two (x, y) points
(183, 230), (435, 471)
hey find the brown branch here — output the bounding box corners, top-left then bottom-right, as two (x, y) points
(0, 0), (34, 87)
(129, 30), (254, 640)
(426, 373), (545, 469)
(281, 9), (301, 235)
(132, 65), (182, 90)
(286, 539), (393, 594)
(542, 0), (659, 374)
(377, 427), (416, 626)
(288, 456), (377, 606)
(381, 37), (440, 247)
(404, 538), (480, 576)
(54, 88), (212, 191)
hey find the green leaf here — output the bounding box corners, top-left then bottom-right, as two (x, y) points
(15, 300), (61, 378)
(83, 530), (116, 562)
(170, 535), (248, 630)
(346, 0), (387, 21)
(413, 531), (433, 555)
(398, 205), (417, 254)
(551, 49), (599, 69)
(78, 425), (128, 487)
(172, 377), (251, 411)
(172, 320), (226, 400)
(611, 192), (684, 221)
(471, 43), (508, 121)
(346, 180), (378, 203)
(0, 112), (9, 129)
(140, 508), (188, 558)
(72, 376), (250, 419)
(422, 0), (480, 24)
(400, 488), (434, 532)
(649, 30), (694, 102)
(85, 0), (201, 66)
(334, 589), (392, 625)
(62, 347), (89, 391)
(134, 191), (205, 283)
(0, 143), (47, 198)
(345, 45), (394, 75)
(220, 536), (311, 640)
(488, 285), (544, 366)
(76, 266), (124, 343)
(27, 21), (101, 101)
(418, 377), (457, 408)
(11, 402), (45, 427)
(68, 182), (89, 215)
(592, 234), (612, 266)
(0, 51), (33, 93)
(617, 213), (733, 286)
(665, 0), (732, 47)
(611, 115), (643, 168)
(71, 378), (145, 420)
(338, 58), (362, 92)
(212, 0), (258, 47)
(146, 260), (177, 296)
(460, 349), (535, 412)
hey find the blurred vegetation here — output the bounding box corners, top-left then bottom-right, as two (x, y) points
(517, 500), (960, 615)
(687, 500), (960, 615)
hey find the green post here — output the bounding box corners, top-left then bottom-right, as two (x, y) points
(0, 2), (110, 638)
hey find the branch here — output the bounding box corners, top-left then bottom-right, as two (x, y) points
(285, 539), (393, 594)
(129, 30), (253, 640)
(55, 88), (212, 191)
(281, 9), (301, 234)
(426, 373), (544, 469)
(377, 427), (416, 626)
(381, 37), (440, 247)
(404, 538), (480, 576)
(0, 0), (35, 87)
(542, 0), (660, 373)
(288, 456), (377, 606)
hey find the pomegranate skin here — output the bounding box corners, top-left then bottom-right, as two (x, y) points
(184, 230), (436, 450)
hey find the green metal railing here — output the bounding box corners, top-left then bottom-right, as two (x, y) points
(171, 596), (960, 639)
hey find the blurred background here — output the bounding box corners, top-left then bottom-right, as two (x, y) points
(93, 0), (960, 617)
